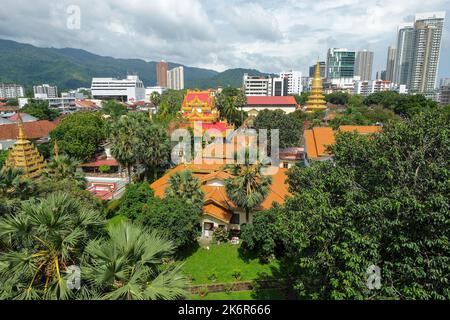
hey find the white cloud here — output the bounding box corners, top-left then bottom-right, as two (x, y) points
(0, 0), (448, 78)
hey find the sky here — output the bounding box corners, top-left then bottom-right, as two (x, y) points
(0, 0), (449, 79)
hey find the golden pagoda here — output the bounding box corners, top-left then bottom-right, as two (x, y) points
(5, 114), (46, 178)
(305, 61), (327, 113)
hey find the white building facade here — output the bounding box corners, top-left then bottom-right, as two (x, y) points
(91, 75), (145, 102)
(33, 84), (58, 99)
(280, 71), (303, 95)
(167, 66), (184, 90)
(243, 74), (273, 96)
(354, 80), (394, 96)
(0, 83), (25, 99)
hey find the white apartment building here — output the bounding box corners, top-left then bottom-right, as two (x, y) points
(279, 71), (303, 94)
(0, 83), (25, 99)
(354, 80), (393, 96)
(145, 86), (167, 103)
(33, 84), (58, 99)
(167, 66), (184, 90)
(409, 12), (446, 93)
(91, 75), (145, 102)
(243, 74), (273, 96)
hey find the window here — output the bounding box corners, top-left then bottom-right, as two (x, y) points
(283, 162), (289, 168)
(230, 214), (240, 225)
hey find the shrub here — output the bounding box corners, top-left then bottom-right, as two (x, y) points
(232, 270), (242, 280)
(213, 227), (229, 244)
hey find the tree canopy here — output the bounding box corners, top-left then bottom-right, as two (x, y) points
(242, 109), (450, 299)
(21, 99), (60, 121)
(50, 112), (107, 161)
(252, 109), (303, 150)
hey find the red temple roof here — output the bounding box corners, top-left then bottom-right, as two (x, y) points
(246, 96), (297, 105)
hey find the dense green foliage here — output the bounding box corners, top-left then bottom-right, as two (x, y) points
(137, 196), (201, 250)
(50, 112), (107, 161)
(109, 113), (171, 181)
(0, 150), (7, 170)
(215, 89), (247, 126)
(363, 91), (438, 118)
(21, 100), (60, 121)
(116, 182), (154, 220)
(242, 109), (450, 299)
(102, 100), (127, 118)
(165, 170), (204, 211)
(325, 92), (350, 105)
(252, 109), (303, 149)
(0, 192), (105, 299)
(81, 222), (188, 300)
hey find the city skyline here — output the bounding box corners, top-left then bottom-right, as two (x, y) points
(0, 1), (448, 80)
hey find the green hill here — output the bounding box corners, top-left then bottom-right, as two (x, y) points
(0, 39), (271, 90)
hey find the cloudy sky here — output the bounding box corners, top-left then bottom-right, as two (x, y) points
(0, 0), (449, 79)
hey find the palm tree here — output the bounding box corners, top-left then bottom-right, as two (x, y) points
(0, 192), (104, 299)
(109, 116), (141, 182)
(0, 167), (35, 199)
(82, 222), (188, 300)
(224, 151), (272, 223)
(150, 91), (161, 108)
(136, 124), (170, 181)
(43, 155), (86, 187)
(165, 170), (204, 210)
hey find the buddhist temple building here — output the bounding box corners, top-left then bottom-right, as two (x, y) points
(4, 114), (46, 178)
(304, 125), (382, 162)
(180, 90), (233, 137)
(305, 61), (327, 113)
(151, 163), (290, 239)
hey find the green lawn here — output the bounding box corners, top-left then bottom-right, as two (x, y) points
(181, 243), (279, 285)
(189, 289), (285, 300)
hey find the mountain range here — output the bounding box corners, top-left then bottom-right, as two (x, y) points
(0, 39), (271, 91)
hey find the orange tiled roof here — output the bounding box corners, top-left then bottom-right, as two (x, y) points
(304, 127), (335, 160)
(75, 99), (98, 109)
(0, 120), (56, 140)
(338, 125), (382, 134)
(150, 164), (291, 222)
(203, 202), (233, 223)
(305, 125), (382, 159)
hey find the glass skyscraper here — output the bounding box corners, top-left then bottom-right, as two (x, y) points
(326, 48), (356, 79)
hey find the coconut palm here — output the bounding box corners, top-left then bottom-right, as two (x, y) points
(81, 222), (188, 300)
(165, 170), (204, 210)
(0, 192), (104, 299)
(43, 155), (86, 187)
(224, 150), (272, 223)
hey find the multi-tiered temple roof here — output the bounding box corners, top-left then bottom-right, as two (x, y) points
(5, 114), (46, 178)
(305, 61), (327, 113)
(181, 90), (233, 136)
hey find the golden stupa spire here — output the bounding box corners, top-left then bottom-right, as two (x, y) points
(4, 112), (46, 178)
(305, 61), (327, 113)
(54, 140), (60, 159)
(17, 113), (26, 141)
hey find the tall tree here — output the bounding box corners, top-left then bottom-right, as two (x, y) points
(43, 155), (86, 187)
(102, 100), (128, 119)
(165, 170), (204, 210)
(21, 100), (60, 121)
(50, 112), (107, 161)
(224, 152), (272, 222)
